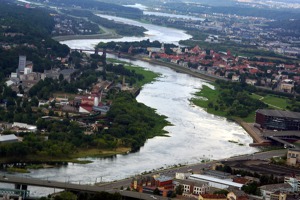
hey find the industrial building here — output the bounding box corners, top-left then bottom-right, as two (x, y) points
(255, 109), (300, 130)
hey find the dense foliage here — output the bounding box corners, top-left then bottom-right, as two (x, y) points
(40, 191), (122, 200)
(210, 80), (267, 118)
(0, 2), (69, 75)
(105, 92), (169, 151)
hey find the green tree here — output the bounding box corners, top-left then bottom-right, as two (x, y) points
(153, 188), (160, 195)
(175, 185), (184, 195)
(54, 191), (77, 200)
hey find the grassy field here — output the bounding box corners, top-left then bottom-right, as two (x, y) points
(124, 65), (160, 87)
(191, 85), (227, 118)
(107, 58), (160, 88)
(250, 93), (289, 110)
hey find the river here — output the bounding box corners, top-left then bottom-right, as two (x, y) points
(5, 13), (257, 197)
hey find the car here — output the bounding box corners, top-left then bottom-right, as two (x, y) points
(150, 195), (157, 199)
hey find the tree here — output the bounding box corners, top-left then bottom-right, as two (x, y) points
(153, 188), (160, 195)
(175, 185), (184, 195)
(54, 191), (77, 200)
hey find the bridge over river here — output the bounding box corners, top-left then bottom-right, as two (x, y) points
(0, 175), (169, 200)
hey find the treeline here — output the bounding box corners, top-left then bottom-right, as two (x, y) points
(0, 2), (54, 37)
(33, 0), (143, 19)
(61, 9), (146, 37)
(40, 191), (122, 200)
(106, 63), (144, 85)
(97, 39), (175, 53)
(211, 80), (267, 118)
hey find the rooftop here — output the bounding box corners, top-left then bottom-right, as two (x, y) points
(177, 179), (208, 187)
(0, 134), (18, 142)
(256, 109), (300, 119)
(154, 175), (173, 182)
(259, 183), (293, 192)
(189, 174), (244, 188)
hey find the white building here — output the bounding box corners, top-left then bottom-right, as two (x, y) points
(0, 134), (18, 143)
(12, 122), (37, 132)
(176, 172), (192, 180)
(176, 179), (209, 195)
(189, 174), (243, 189)
(260, 183), (293, 200)
(284, 176), (299, 192)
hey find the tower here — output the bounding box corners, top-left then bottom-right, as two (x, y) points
(18, 55), (26, 72)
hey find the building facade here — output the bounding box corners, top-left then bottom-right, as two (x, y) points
(256, 109), (300, 130)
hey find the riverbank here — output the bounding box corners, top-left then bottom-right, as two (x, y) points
(53, 33), (122, 42)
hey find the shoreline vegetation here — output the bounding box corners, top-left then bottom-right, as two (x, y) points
(52, 34), (122, 42)
(0, 58), (169, 172)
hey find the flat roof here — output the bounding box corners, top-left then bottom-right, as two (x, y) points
(262, 130), (300, 137)
(0, 134), (18, 142)
(256, 109), (300, 119)
(189, 174), (243, 188)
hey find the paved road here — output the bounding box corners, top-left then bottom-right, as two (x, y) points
(0, 175), (169, 200)
(99, 149), (287, 189)
(0, 150), (286, 199)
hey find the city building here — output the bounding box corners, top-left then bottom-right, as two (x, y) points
(189, 174), (243, 190)
(12, 122), (37, 132)
(176, 179), (209, 195)
(18, 55), (26, 73)
(199, 194), (226, 200)
(260, 183), (293, 200)
(287, 149), (300, 166)
(255, 109), (300, 130)
(284, 176), (299, 192)
(0, 134), (18, 143)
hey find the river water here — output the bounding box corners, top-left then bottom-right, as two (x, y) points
(6, 13), (257, 197)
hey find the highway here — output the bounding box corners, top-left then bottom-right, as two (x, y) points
(0, 175), (169, 200)
(0, 149), (287, 199)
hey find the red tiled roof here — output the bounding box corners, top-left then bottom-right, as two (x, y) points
(80, 105), (93, 112)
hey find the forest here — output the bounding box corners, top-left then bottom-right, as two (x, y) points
(0, 2), (70, 75)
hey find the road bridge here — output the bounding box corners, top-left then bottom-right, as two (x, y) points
(0, 175), (169, 200)
(267, 136), (295, 148)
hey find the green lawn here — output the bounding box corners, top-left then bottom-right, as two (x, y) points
(106, 58), (160, 87)
(191, 85), (227, 117)
(124, 65), (160, 88)
(250, 93), (289, 110)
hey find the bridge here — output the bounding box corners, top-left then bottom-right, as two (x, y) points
(70, 48), (107, 55)
(267, 136), (296, 148)
(0, 175), (169, 200)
